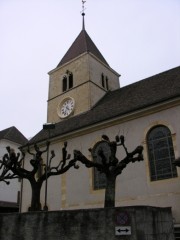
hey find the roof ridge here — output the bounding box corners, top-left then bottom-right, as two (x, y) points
(83, 30), (88, 52)
(121, 65), (180, 89)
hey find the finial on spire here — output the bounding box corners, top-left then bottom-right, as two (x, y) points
(81, 0), (86, 30)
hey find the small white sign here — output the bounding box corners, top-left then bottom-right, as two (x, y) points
(115, 226), (131, 235)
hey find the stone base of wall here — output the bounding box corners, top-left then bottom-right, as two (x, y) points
(0, 206), (174, 240)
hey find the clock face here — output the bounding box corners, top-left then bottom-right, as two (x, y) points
(58, 97), (75, 118)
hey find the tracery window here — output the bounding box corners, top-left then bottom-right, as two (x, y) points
(147, 125), (177, 181)
(62, 71), (73, 92)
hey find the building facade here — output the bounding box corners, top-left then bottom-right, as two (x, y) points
(21, 16), (180, 234)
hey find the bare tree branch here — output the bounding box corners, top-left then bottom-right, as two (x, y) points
(74, 135), (144, 207)
(0, 141), (78, 211)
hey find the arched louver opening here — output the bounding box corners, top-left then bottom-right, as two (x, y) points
(69, 73), (73, 89)
(101, 73), (109, 90)
(62, 76), (67, 92)
(62, 71), (73, 92)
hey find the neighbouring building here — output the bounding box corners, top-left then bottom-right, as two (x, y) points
(0, 126), (28, 212)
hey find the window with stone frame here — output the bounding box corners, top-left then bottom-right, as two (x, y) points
(147, 125), (177, 181)
(62, 71), (73, 92)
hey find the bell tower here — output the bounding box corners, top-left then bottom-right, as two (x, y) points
(47, 7), (120, 123)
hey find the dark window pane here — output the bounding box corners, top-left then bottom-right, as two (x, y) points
(69, 73), (73, 89)
(101, 74), (105, 88)
(106, 77), (109, 90)
(63, 76), (67, 92)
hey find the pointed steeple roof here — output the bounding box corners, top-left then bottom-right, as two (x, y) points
(57, 29), (109, 68)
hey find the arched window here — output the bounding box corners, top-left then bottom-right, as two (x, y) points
(147, 125), (177, 181)
(62, 71), (73, 92)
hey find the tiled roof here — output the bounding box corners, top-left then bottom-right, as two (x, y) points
(0, 126), (28, 145)
(28, 66), (180, 145)
(57, 30), (109, 67)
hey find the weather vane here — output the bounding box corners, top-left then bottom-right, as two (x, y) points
(81, 0), (86, 16)
(81, 0), (86, 30)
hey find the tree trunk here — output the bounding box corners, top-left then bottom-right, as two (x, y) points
(29, 181), (42, 211)
(104, 175), (116, 208)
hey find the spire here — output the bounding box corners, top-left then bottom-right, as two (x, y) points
(56, 30), (109, 68)
(56, 0), (109, 68)
(82, 13), (85, 30)
(81, 0), (86, 30)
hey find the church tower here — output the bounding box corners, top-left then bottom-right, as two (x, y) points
(47, 11), (120, 123)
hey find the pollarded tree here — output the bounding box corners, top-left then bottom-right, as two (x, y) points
(0, 142), (78, 211)
(0, 146), (23, 184)
(74, 135), (144, 208)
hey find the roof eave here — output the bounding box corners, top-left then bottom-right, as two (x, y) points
(25, 96), (180, 147)
(48, 52), (120, 77)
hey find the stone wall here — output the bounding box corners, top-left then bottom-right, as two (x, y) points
(0, 206), (174, 240)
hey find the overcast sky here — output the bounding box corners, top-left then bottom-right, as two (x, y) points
(0, 0), (180, 139)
